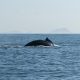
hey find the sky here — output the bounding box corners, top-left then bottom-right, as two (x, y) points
(0, 0), (80, 33)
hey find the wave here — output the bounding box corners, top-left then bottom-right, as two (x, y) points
(0, 44), (23, 48)
(0, 43), (60, 49)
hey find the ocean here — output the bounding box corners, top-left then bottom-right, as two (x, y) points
(0, 34), (80, 80)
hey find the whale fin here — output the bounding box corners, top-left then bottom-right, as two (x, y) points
(45, 37), (53, 44)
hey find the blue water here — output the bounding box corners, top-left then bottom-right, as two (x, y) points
(0, 34), (80, 80)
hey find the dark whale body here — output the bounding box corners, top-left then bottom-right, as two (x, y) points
(25, 37), (53, 46)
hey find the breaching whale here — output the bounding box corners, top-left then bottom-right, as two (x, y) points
(24, 37), (53, 46)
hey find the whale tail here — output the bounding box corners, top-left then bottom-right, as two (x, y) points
(45, 37), (53, 44)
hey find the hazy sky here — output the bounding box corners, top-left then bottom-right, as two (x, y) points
(0, 0), (80, 33)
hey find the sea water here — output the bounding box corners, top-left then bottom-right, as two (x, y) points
(0, 34), (80, 80)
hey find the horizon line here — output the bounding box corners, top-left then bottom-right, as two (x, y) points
(0, 32), (80, 34)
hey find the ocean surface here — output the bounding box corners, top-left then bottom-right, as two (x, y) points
(0, 34), (80, 80)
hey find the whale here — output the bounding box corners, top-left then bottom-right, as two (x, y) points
(25, 37), (53, 47)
